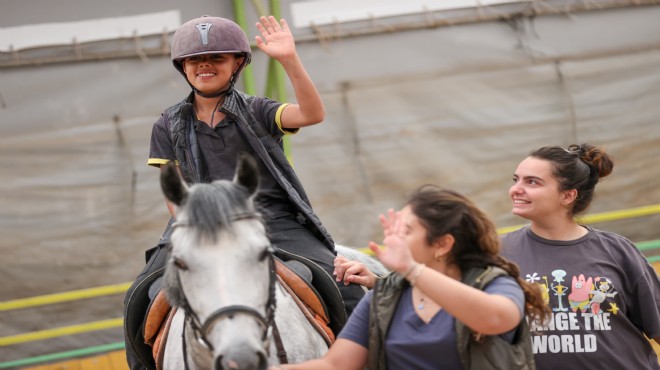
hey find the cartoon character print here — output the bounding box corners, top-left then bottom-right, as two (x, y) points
(550, 269), (569, 312)
(527, 269), (620, 315)
(568, 274), (593, 313)
(589, 276), (618, 314)
(526, 272), (550, 305)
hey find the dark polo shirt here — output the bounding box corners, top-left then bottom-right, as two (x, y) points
(148, 96), (296, 218)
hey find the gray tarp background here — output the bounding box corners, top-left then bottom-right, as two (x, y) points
(1, 0), (659, 362)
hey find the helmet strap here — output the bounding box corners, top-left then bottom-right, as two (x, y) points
(194, 86), (231, 99)
(209, 96), (224, 127)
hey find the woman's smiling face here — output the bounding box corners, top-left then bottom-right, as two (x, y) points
(509, 156), (567, 221)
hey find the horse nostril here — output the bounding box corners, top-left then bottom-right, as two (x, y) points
(214, 355), (238, 370)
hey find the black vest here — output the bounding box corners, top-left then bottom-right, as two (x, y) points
(162, 91), (335, 252)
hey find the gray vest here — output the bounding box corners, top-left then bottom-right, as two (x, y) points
(367, 266), (535, 370)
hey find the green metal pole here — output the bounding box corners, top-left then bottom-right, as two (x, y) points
(250, 0), (268, 17)
(268, 0), (286, 104)
(637, 239), (660, 251)
(232, 0), (256, 95)
(267, 0), (292, 161)
(0, 342), (125, 369)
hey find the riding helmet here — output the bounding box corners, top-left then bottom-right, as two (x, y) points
(170, 16), (252, 77)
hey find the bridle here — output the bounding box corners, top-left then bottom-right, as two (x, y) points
(170, 212), (286, 369)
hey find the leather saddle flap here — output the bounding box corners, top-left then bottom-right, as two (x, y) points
(274, 249), (347, 334)
(143, 290), (171, 345)
(275, 259), (329, 324)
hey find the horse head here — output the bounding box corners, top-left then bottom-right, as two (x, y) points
(160, 154), (275, 370)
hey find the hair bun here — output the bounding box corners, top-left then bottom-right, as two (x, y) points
(570, 143), (614, 179)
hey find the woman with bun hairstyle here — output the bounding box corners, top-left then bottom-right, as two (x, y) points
(501, 143), (660, 369)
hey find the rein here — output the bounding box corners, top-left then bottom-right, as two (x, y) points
(171, 213), (288, 368)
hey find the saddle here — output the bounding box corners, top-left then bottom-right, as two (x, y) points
(137, 252), (346, 369)
(124, 253), (167, 370)
(143, 292), (177, 368)
(273, 248), (347, 335)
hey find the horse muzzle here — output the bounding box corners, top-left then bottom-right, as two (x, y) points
(215, 350), (268, 370)
(205, 310), (270, 370)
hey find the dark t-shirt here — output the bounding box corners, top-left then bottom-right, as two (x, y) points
(501, 226), (660, 370)
(338, 276), (524, 370)
(148, 96), (296, 217)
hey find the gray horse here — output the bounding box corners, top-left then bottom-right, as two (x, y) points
(159, 155), (385, 370)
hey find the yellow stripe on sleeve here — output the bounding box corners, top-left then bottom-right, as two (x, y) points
(275, 103), (299, 135)
(147, 158), (178, 167)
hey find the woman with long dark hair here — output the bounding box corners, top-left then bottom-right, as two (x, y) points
(273, 186), (547, 370)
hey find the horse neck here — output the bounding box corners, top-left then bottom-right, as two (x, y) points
(270, 280), (329, 363)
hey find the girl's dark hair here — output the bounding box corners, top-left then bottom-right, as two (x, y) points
(530, 143), (614, 215)
(407, 185), (548, 320)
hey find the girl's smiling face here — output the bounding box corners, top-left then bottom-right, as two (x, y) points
(182, 53), (243, 94)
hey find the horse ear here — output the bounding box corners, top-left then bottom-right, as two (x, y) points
(234, 153), (260, 196)
(161, 161), (188, 206)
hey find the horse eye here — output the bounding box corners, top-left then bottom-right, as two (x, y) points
(172, 257), (189, 270)
(258, 248), (271, 262)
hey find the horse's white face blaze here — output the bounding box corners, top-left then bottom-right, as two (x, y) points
(171, 218), (271, 320)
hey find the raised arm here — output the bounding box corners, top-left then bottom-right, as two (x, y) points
(369, 210), (522, 335)
(394, 257), (521, 335)
(255, 16), (325, 128)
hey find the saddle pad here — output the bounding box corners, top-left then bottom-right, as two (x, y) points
(275, 259), (330, 324)
(274, 248), (347, 334)
(143, 290), (171, 345)
(276, 275), (335, 346)
(153, 307), (177, 370)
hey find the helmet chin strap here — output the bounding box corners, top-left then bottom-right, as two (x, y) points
(194, 87), (232, 99)
(191, 73), (240, 126)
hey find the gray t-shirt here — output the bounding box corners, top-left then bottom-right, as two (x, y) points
(338, 276), (524, 370)
(501, 226), (660, 370)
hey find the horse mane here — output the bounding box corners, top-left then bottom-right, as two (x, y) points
(163, 179), (260, 308)
(184, 180), (256, 242)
